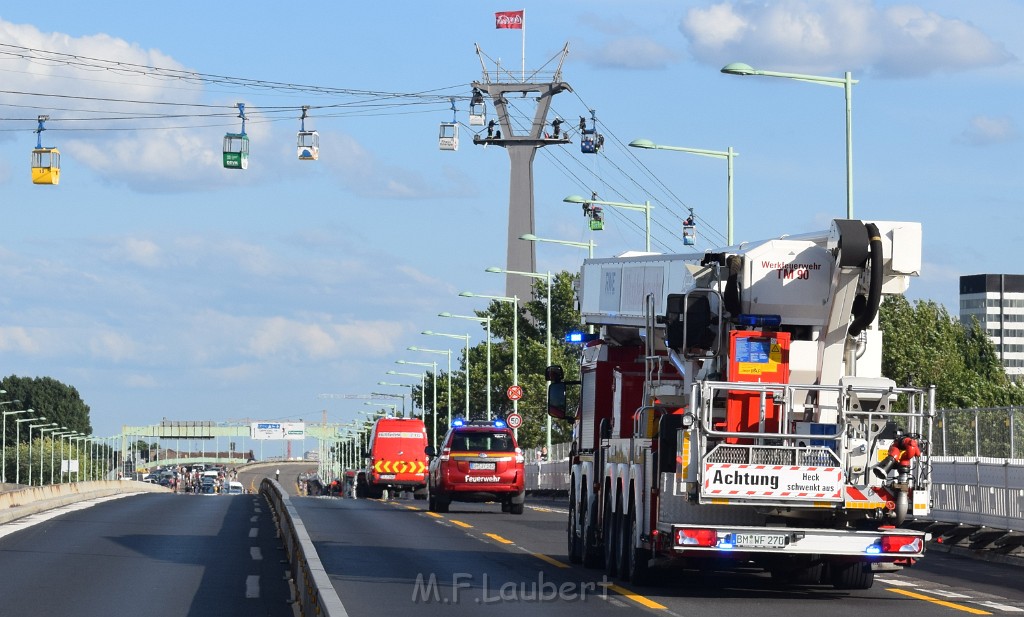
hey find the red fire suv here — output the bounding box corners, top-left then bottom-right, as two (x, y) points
(426, 418), (525, 514)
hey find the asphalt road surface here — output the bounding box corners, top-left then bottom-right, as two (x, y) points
(294, 494), (1024, 617)
(0, 491), (292, 617)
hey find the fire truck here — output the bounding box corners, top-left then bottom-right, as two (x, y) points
(546, 219), (932, 589)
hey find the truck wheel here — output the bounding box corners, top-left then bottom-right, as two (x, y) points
(567, 485), (582, 564)
(623, 503), (650, 585)
(616, 498), (630, 581)
(830, 562), (874, 590)
(582, 488), (603, 568)
(603, 493), (618, 576)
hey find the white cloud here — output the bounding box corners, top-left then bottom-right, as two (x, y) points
(956, 115), (1019, 146)
(680, 0), (1014, 77)
(0, 327), (42, 354)
(107, 237), (162, 268)
(579, 36), (680, 70)
(89, 330), (137, 362)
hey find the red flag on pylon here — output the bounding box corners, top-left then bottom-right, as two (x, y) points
(495, 10), (524, 29)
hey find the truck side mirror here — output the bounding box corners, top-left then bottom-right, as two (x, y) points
(545, 364), (565, 383)
(424, 445), (436, 458)
(548, 381), (576, 420)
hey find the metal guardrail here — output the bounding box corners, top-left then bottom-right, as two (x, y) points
(260, 479), (347, 617)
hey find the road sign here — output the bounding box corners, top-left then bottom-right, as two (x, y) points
(506, 413), (523, 429)
(506, 385), (523, 401)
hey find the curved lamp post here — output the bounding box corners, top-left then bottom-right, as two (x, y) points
(629, 139), (737, 245)
(27, 421), (56, 486)
(519, 233), (594, 259)
(564, 194), (653, 252)
(13, 414), (38, 485)
(422, 331), (470, 419)
(721, 62), (856, 219)
(2, 406), (29, 483)
(440, 312), (492, 419)
(408, 346), (453, 431)
(459, 292), (520, 415)
(487, 267), (554, 451)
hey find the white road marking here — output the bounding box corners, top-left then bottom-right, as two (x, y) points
(877, 577), (918, 587)
(248, 527), (258, 538)
(928, 589), (972, 599)
(245, 575), (260, 598)
(250, 515), (258, 523)
(976, 601), (1024, 613)
(0, 493), (138, 539)
(250, 547), (262, 560)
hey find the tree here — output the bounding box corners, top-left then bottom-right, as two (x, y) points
(1, 375), (92, 447)
(413, 271), (580, 449)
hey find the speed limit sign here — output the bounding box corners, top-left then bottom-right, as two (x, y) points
(506, 385), (523, 401)
(506, 413), (523, 429)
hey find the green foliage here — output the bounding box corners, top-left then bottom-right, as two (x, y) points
(1, 375), (92, 449)
(879, 296), (1024, 409)
(413, 271), (579, 449)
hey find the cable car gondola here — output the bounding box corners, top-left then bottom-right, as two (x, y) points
(31, 115), (60, 185)
(469, 87), (486, 126)
(588, 205), (604, 231)
(297, 106), (319, 161)
(579, 110), (604, 154)
(683, 209), (697, 246)
(223, 103), (249, 170)
(439, 99), (459, 151)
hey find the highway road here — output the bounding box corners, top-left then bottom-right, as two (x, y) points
(293, 494), (1024, 617)
(2, 475), (1022, 617)
(0, 490), (292, 617)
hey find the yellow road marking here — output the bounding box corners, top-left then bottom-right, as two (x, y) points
(887, 588), (992, 615)
(425, 512), (443, 518)
(485, 533), (514, 544)
(607, 583), (666, 610)
(403, 505), (419, 511)
(530, 552), (569, 569)
(450, 519), (473, 528)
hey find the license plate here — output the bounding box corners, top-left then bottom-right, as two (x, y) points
(470, 462), (496, 471)
(732, 533), (788, 548)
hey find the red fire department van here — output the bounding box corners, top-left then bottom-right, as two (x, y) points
(355, 417), (429, 499)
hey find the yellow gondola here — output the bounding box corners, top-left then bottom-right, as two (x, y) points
(31, 115), (60, 185)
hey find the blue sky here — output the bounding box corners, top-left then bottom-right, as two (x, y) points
(0, 1), (1021, 440)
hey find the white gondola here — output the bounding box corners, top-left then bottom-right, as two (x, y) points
(297, 106), (319, 161)
(683, 211), (696, 246)
(469, 87), (486, 126)
(439, 123), (459, 151)
(439, 99), (459, 151)
(297, 131), (319, 161)
(469, 102), (486, 126)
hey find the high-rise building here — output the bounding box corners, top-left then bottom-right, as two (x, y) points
(959, 274), (1024, 379)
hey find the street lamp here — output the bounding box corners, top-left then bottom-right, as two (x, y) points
(364, 401), (397, 415)
(629, 139), (738, 245)
(27, 421), (56, 486)
(440, 312), (492, 419)
(43, 428), (69, 485)
(564, 194), (653, 252)
(486, 267), (554, 451)
(13, 415), (39, 486)
(422, 330), (471, 418)
(409, 346), (454, 430)
(2, 406), (29, 483)
(459, 291), (520, 415)
(519, 233), (594, 258)
(721, 62), (857, 219)
(396, 360), (438, 446)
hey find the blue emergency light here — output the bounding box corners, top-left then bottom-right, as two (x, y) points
(493, 418), (507, 428)
(451, 418), (465, 427)
(737, 314), (782, 328)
